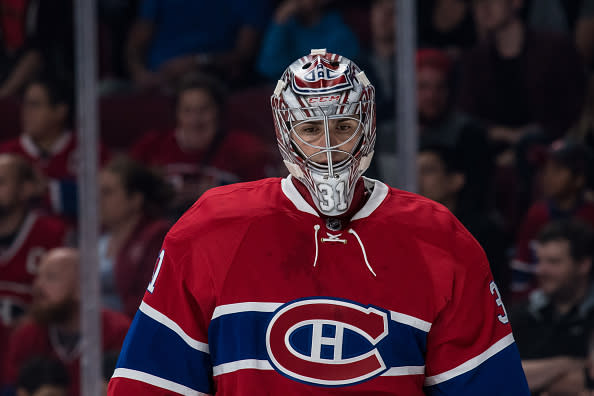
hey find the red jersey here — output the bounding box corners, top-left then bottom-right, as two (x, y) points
(108, 177), (529, 395)
(113, 216), (171, 318)
(130, 129), (272, 192)
(0, 211), (68, 314)
(3, 309), (130, 396)
(0, 133), (109, 180)
(511, 200), (594, 298)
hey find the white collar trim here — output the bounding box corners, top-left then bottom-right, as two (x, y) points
(20, 132), (72, 158)
(280, 175), (389, 220)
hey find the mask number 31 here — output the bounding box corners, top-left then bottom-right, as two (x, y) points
(318, 182), (347, 212)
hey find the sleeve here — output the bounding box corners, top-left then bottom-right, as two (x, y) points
(423, 224), (530, 395)
(324, 12), (360, 63)
(107, 231), (215, 395)
(121, 223), (170, 318)
(256, 21), (296, 80)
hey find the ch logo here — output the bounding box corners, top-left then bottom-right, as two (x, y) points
(266, 298), (389, 386)
(304, 64), (338, 82)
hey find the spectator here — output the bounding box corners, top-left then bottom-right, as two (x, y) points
(99, 156), (172, 317)
(2, 248), (130, 396)
(522, 0), (594, 68)
(417, 0), (477, 57)
(0, 0), (73, 98)
(512, 139), (594, 298)
(257, 0), (359, 80)
(357, 0), (396, 182)
(0, 77), (109, 216)
(126, 0), (269, 91)
(510, 219), (594, 395)
(0, 154), (69, 366)
(416, 48), (493, 211)
(15, 357), (69, 396)
(458, 0), (586, 148)
(130, 73), (272, 216)
(418, 143), (509, 298)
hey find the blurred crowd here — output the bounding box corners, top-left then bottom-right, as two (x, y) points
(1, 0), (594, 395)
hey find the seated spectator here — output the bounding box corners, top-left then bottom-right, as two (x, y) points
(512, 140), (594, 298)
(0, 0), (73, 98)
(0, 77), (109, 216)
(15, 356), (69, 396)
(2, 248), (130, 396)
(458, 0), (586, 149)
(416, 48), (494, 211)
(130, 73), (273, 216)
(0, 154), (69, 366)
(257, 0), (359, 80)
(99, 157), (172, 317)
(126, 0), (269, 91)
(357, 0), (397, 182)
(510, 219), (594, 395)
(418, 144), (509, 298)
(417, 0), (477, 57)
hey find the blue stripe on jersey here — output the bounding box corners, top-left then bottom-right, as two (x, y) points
(116, 309), (213, 394)
(424, 343), (530, 395)
(208, 309), (427, 369)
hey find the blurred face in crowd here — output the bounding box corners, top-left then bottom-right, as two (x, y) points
(0, 156), (32, 219)
(535, 239), (591, 302)
(417, 67), (449, 124)
(370, 0), (395, 43)
(31, 248), (79, 325)
(472, 0), (517, 34)
(22, 84), (67, 140)
(417, 151), (464, 204)
(291, 117), (362, 164)
(541, 159), (584, 203)
(17, 385), (68, 396)
(99, 169), (143, 230)
(176, 87), (219, 152)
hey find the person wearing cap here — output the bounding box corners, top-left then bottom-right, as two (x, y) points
(416, 48), (493, 214)
(511, 139), (594, 301)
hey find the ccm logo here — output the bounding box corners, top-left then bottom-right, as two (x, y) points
(308, 95), (341, 104)
(266, 298), (389, 386)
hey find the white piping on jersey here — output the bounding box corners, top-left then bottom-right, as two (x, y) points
(311, 225), (376, 277)
(281, 175), (390, 220)
(211, 302), (282, 320)
(390, 311), (432, 332)
(212, 359), (274, 376)
(0, 281), (33, 295)
(211, 358), (424, 379)
(424, 333), (516, 386)
(0, 211), (38, 262)
(112, 368), (210, 396)
(20, 131), (72, 158)
(139, 301), (210, 353)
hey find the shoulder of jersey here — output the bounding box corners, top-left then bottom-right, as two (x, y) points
(168, 178), (283, 238)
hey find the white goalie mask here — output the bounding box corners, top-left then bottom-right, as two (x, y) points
(271, 49), (376, 216)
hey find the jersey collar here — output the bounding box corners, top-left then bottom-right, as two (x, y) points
(281, 175), (389, 220)
(20, 131), (72, 159)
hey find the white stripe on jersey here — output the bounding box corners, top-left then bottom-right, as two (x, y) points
(0, 281), (33, 295)
(381, 366), (426, 376)
(390, 311), (432, 332)
(424, 333), (516, 386)
(211, 302), (283, 320)
(212, 359), (274, 376)
(139, 301), (209, 353)
(112, 368), (210, 396)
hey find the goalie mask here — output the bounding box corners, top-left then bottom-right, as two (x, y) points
(271, 49), (376, 216)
